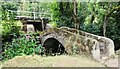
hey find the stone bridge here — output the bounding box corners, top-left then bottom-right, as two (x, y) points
(40, 27), (115, 61)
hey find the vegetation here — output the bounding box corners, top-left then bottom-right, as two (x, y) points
(2, 32), (44, 61)
(0, 0), (120, 61)
(53, 2), (120, 50)
(51, 2), (120, 51)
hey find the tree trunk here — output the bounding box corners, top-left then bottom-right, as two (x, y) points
(73, 0), (79, 29)
(103, 16), (108, 37)
(90, 3), (95, 24)
(103, 3), (115, 37)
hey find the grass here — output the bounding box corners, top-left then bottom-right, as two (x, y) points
(1, 55), (105, 67)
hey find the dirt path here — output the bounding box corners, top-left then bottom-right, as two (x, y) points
(0, 54), (119, 68)
(1, 55), (105, 67)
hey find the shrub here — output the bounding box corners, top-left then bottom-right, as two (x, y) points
(2, 20), (21, 42)
(2, 33), (44, 61)
(49, 21), (57, 28)
(1, 10), (21, 43)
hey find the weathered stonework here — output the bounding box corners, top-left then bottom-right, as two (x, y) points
(40, 27), (115, 61)
(60, 27), (115, 58)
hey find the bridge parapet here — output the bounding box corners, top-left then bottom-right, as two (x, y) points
(60, 27), (115, 58)
(40, 28), (102, 61)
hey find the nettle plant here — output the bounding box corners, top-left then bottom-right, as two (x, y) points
(2, 32), (44, 61)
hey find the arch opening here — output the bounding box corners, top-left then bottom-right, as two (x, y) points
(43, 38), (65, 55)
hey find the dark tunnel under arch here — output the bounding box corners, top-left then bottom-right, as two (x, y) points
(43, 38), (65, 55)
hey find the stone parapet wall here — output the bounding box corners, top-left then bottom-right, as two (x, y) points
(40, 27), (115, 61)
(40, 28), (102, 61)
(60, 27), (115, 58)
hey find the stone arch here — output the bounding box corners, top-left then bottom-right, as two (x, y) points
(42, 38), (65, 55)
(41, 33), (64, 46)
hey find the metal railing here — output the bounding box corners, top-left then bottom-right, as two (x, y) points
(8, 10), (53, 20)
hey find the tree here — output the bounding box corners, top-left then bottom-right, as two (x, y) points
(103, 3), (112, 37)
(103, 5), (120, 37)
(73, 0), (79, 29)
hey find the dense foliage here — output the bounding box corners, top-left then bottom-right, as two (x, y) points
(50, 2), (120, 50)
(2, 20), (20, 42)
(1, 2), (20, 43)
(2, 33), (44, 61)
